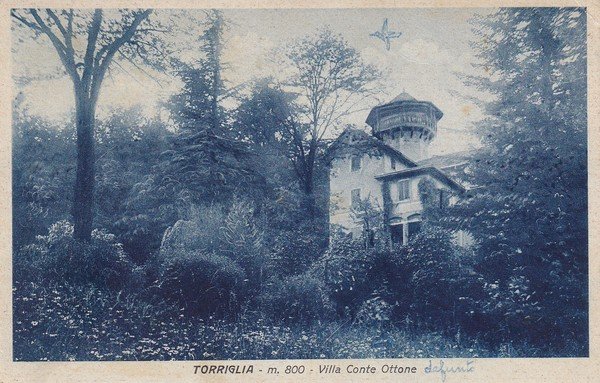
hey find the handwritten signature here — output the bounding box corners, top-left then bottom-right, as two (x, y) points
(424, 359), (475, 382)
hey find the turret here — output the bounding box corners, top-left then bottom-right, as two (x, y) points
(365, 92), (442, 162)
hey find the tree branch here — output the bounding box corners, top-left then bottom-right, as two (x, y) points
(117, 50), (163, 87)
(11, 11), (41, 31)
(45, 9), (68, 40)
(28, 9), (80, 87)
(91, 10), (152, 103)
(81, 9), (103, 100)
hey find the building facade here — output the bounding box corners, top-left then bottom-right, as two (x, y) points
(328, 92), (466, 245)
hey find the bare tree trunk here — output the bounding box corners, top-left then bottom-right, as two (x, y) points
(72, 95), (96, 241)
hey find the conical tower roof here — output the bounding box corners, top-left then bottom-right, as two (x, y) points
(390, 91), (416, 102)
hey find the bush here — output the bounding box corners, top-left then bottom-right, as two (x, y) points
(160, 201), (268, 280)
(158, 251), (245, 316)
(259, 274), (333, 324)
(354, 296), (393, 326)
(269, 219), (328, 276)
(13, 274), (584, 361)
(15, 220), (133, 290)
(311, 236), (379, 317)
(386, 226), (486, 334)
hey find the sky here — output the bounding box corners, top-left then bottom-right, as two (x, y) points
(12, 8), (495, 156)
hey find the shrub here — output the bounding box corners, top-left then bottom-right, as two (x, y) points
(114, 175), (178, 264)
(219, 199), (269, 287)
(311, 236), (379, 317)
(14, 220), (133, 290)
(158, 251), (245, 316)
(259, 274), (333, 324)
(354, 296), (393, 326)
(158, 200), (270, 302)
(159, 204), (225, 255)
(269, 219), (328, 276)
(385, 226), (486, 334)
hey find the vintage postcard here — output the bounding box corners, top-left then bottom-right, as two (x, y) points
(0, 0), (598, 382)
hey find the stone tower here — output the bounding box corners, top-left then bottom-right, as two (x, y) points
(365, 92), (443, 162)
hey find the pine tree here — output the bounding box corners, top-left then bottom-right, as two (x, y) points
(161, 10), (261, 206)
(450, 8), (587, 351)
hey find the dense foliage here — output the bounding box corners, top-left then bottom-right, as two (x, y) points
(12, 8), (588, 360)
(15, 220), (134, 290)
(451, 7), (588, 348)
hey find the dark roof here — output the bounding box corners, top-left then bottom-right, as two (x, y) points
(366, 96), (443, 127)
(325, 128), (417, 168)
(375, 166), (466, 193)
(417, 149), (476, 169)
(390, 91), (416, 102)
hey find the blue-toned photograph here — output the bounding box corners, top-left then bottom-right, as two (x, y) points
(11, 7), (587, 361)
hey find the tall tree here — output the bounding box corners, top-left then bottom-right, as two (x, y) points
(235, 79), (299, 190)
(450, 8), (587, 348)
(283, 28), (381, 213)
(162, 10), (259, 207)
(168, 10), (227, 131)
(12, 9), (169, 240)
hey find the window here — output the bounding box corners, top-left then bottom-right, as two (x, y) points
(350, 188), (361, 208)
(390, 224), (403, 245)
(351, 155), (361, 172)
(408, 221), (421, 239)
(398, 180), (410, 201)
(391, 157), (396, 170)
